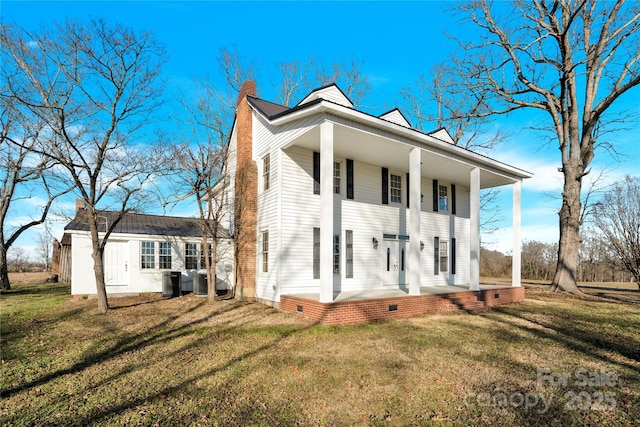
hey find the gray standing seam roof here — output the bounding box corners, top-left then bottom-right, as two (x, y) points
(64, 210), (230, 239)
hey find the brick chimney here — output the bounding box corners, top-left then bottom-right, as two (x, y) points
(234, 80), (257, 301)
(75, 199), (86, 215)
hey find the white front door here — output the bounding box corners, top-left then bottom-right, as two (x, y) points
(104, 241), (128, 287)
(382, 239), (407, 286)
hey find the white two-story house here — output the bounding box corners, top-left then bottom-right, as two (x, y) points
(226, 81), (532, 322)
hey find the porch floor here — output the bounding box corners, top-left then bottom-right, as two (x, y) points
(287, 284), (513, 302)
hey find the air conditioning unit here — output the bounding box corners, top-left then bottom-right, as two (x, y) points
(194, 272), (208, 296)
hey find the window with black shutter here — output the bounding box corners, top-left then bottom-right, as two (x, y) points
(432, 179), (438, 212)
(313, 151), (320, 194)
(434, 236), (440, 275)
(451, 237), (456, 274)
(347, 159), (354, 200)
(451, 184), (456, 215)
(382, 167), (389, 204)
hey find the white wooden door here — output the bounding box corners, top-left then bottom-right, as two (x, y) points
(104, 241), (128, 287)
(382, 240), (406, 286)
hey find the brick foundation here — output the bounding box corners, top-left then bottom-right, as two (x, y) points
(280, 287), (525, 325)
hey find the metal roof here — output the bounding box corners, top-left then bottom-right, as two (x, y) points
(64, 210), (230, 239)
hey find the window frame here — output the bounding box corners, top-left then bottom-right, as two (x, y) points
(346, 230), (353, 278)
(390, 173), (402, 204)
(263, 154), (271, 191)
(439, 184), (448, 212)
(159, 242), (172, 270)
(333, 233), (340, 274)
(141, 241), (155, 270)
(313, 227), (320, 279)
(261, 230), (269, 273)
(439, 240), (449, 273)
(200, 243), (213, 270)
(185, 243), (198, 270)
(333, 161), (341, 194)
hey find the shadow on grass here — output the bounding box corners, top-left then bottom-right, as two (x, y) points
(0, 282), (70, 297)
(481, 306), (640, 373)
(0, 297), (247, 399)
(50, 304), (318, 425)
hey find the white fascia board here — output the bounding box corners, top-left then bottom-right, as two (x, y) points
(264, 100), (533, 181)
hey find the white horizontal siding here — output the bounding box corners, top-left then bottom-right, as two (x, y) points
(268, 146), (472, 299)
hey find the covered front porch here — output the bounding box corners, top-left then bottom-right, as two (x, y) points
(282, 117), (529, 304)
(280, 284), (525, 325)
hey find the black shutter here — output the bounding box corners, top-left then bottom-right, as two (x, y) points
(313, 151), (320, 195)
(382, 167), (389, 205)
(434, 237), (440, 275)
(451, 184), (456, 215)
(432, 179), (439, 212)
(406, 173), (410, 208)
(451, 237), (456, 275)
(347, 159), (354, 200)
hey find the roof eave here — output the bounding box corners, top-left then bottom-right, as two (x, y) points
(259, 99), (533, 181)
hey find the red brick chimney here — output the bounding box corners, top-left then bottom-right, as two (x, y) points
(234, 80), (257, 301)
(75, 199), (86, 215)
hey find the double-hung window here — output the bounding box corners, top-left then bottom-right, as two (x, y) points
(333, 234), (340, 274)
(333, 162), (341, 194)
(313, 228), (320, 279)
(159, 242), (172, 269)
(200, 243), (213, 269)
(141, 241), (155, 269)
(346, 230), (353, 278)
(185, 243), (198, 270)
(262, 231), (269, 273)
(439, 185), (448, 211)
(263, 154), (270, 191)
(390, 174), (402, 203)
(439, 240), (449, 273)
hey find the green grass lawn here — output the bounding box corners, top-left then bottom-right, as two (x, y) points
(1, 282), (639, 426)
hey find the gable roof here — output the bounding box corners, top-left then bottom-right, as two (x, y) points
(427, 128), (456, 144)
(379, 108), (412, 128)
(296, 84), (354, 108)
(245, 83), (533, 183)
(64, 210), (230, 239)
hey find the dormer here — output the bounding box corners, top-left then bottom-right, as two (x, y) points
(379, 108), (412, 128)
(297, 84), (354, 108)
(428, 128), (456, 144)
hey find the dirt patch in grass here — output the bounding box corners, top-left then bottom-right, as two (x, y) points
(2, 282), (639, 426)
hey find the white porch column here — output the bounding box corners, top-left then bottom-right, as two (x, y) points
(512, 181), (522, 287)
(409, 147), (421, 296)
(469, 167), (480, 291)
(319, 122), (334, 303)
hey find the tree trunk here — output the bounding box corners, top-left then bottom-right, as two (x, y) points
(92, 247), (109, 313)
(0, 244), (10, 290)
(551, 173), (582, 293)
(207, 237), (218, 303)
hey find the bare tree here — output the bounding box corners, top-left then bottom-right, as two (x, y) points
(445, 0), (640, 292)
(1, 20), (167, 312)
(401, 67), (506, 233)
(593, 176), (640, 288)
(280, 57), (371, 107)
(0, 82), (71, 290)
(162, 78), (232, 302)
(35, 221), (53, 271)
(6, 247), (29, 273)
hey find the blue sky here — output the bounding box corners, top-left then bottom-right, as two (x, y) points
(3, 1), (639, 258)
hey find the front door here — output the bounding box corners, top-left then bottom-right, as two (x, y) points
(382, 238), (407, 286)
(104, 241), (128, 287)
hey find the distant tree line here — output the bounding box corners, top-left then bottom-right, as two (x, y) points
(481, 233), (635, 284)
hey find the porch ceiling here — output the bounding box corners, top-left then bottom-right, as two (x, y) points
(287, 122), (521, 189)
